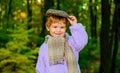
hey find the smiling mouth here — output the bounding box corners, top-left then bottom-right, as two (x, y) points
(54, 32), (63, 35)
(55, 33), (61, 35)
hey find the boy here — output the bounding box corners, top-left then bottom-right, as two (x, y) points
(36, 9), (88, 73)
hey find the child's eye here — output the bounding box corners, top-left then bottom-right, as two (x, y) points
(53, 26), (57, 28)
(61, 27), (65, 28)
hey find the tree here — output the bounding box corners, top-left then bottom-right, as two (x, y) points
(99, 0), (112, 73)
(110, 0), (120, 72)
(40, 0), (54, 37)
(1, 0), (13, 32)
(27, 0), (32, 29)
(57, 0), (60, 9)
(89, 0), (97, 42)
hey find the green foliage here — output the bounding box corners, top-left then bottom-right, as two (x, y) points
(0, 23), (44, 73)
(0, 33), (10, 47)
(79, 38), (100, 73)
(115, 43), (120, 73)
(115, 55), (120, 73)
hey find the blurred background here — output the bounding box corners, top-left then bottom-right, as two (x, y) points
(0, 0), (120, 73)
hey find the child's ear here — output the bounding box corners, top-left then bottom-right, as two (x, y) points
(46, 26), (50, 31)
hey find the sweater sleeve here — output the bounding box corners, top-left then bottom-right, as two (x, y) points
(69, 23), (88, 52)
(36, 45), (46, 73)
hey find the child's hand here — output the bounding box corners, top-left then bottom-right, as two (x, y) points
(67, 16), (77, 25)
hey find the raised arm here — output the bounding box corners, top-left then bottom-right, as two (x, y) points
(67, 16), (88, 52)
(69, 23), (88, 52)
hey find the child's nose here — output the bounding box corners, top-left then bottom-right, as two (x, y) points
(56, 28), (61, 32)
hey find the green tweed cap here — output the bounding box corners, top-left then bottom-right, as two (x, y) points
(46, 9), (69, 18)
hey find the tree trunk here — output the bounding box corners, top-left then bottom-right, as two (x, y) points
(99, 0), (112, 73)
(57, 0), (60, 9)
(89, 0), (97, 42)
(111, 0), (120, 72)
(27, 0), (32, 29)
(2, 0), (12, 32)
(40, 0), (54, 37)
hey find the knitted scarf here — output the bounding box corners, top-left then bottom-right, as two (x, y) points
(45, 34), (78, 73)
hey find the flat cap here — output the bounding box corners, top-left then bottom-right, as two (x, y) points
(46, 9), (69, 18)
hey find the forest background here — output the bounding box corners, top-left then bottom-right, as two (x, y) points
(0, 0), (120, 73)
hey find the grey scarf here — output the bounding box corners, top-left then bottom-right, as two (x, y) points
(45, 34), (78, 73)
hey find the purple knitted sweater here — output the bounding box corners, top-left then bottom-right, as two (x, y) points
(36, 23), (88, 73)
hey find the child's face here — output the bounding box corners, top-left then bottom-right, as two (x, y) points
(46, 21), (66, 37)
